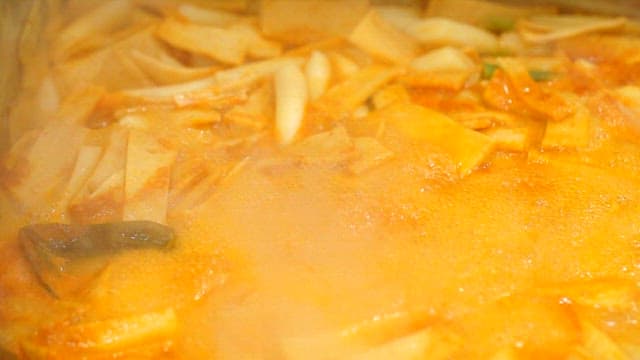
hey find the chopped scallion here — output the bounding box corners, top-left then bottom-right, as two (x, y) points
(528, 69), (555, 82)
(482, 63), (500, 80)
(483, 16), (515, 32)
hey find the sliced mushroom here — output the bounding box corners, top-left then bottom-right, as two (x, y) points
(20, 221), (174, 298)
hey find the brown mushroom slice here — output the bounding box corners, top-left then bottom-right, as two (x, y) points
(20, 221), (175, 298)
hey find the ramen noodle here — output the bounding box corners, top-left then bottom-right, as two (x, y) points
(2, 0), (640, 358)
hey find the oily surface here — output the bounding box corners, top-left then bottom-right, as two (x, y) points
(4, 145), (640, 358)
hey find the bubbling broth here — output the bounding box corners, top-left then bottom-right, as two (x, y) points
(3, 0), (640, 358)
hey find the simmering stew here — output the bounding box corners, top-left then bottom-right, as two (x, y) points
(3, 0), (640, 358)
